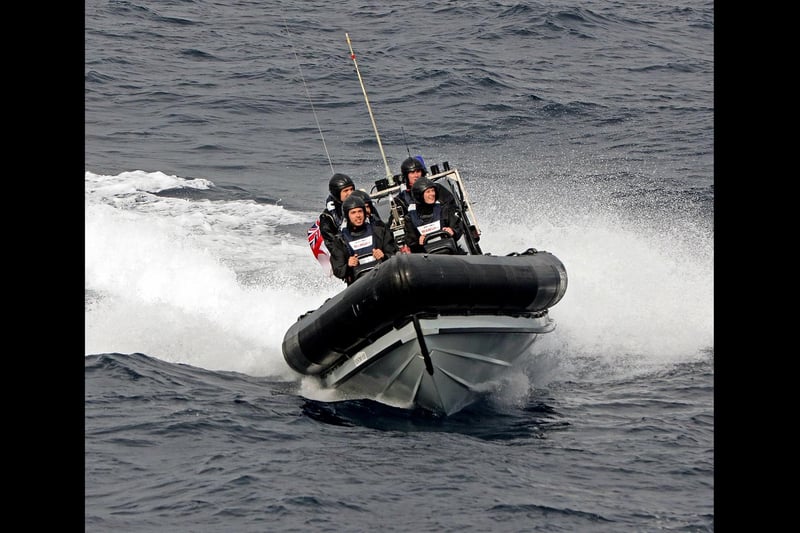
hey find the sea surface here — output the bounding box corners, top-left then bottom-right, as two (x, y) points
(85, 1), (714, 531)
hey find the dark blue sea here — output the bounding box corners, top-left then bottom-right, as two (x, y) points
(85, 1), (714, 531)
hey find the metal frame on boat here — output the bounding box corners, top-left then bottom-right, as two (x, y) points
(370, 163), (484, 255)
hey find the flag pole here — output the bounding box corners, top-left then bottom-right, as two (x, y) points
(345, 33), (393, 180)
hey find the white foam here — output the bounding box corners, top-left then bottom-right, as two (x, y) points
(85, 168), (713, 382)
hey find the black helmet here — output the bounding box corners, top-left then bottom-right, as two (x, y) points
(328, 173), (355, 201)
(400, 156), (427, 183)
(349, 189), (374, 211)
(341, 194), (366, 219)
(411, 176), (436, 204)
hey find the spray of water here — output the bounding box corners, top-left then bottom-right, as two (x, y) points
(85, 168), (712, 386)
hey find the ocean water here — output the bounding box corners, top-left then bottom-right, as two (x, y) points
(85, 1), (714, 531)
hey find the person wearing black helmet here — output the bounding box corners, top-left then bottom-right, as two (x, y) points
(393, 156), (428, 211)
(391, 156), (457, 237)
(329, 193), (398, 285)
(318, 173), (356, 249)
(402, 176), (464, 254)
(348, 189), (384, 226)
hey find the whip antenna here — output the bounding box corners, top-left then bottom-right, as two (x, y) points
(284, 20), (335, 174)
(401, 126), (412, 157)
(346, 33), (392, 180)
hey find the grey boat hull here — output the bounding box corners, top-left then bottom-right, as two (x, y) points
(321, 313), (555, 415)
(283, 250), (567, 415)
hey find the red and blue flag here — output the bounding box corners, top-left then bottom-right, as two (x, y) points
(308, 219), (331, 274)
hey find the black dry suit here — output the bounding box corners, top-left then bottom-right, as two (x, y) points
(330, 196), (398, 284)
(318, 173), (354, 248)
(402, 177), (464, 254)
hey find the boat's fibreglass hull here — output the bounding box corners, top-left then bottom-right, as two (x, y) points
(282, 250), (568, 415)
(321, 313), (556, 415)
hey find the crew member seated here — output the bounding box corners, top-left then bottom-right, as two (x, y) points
(348, 189), (384, 227)
(391, 156), (457, 215)
(319, 173), (356, 250)
(402, 177), (465, 255)
(329, 194), (399, 284)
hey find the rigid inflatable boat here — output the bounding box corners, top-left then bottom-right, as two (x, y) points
(284, 165), (568, 416)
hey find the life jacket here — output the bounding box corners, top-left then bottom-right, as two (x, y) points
(394, 189), (416, 212)
(408, 203), (444, 237)
(341, 223), (381, 279)
(407, 203), (458, 254)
